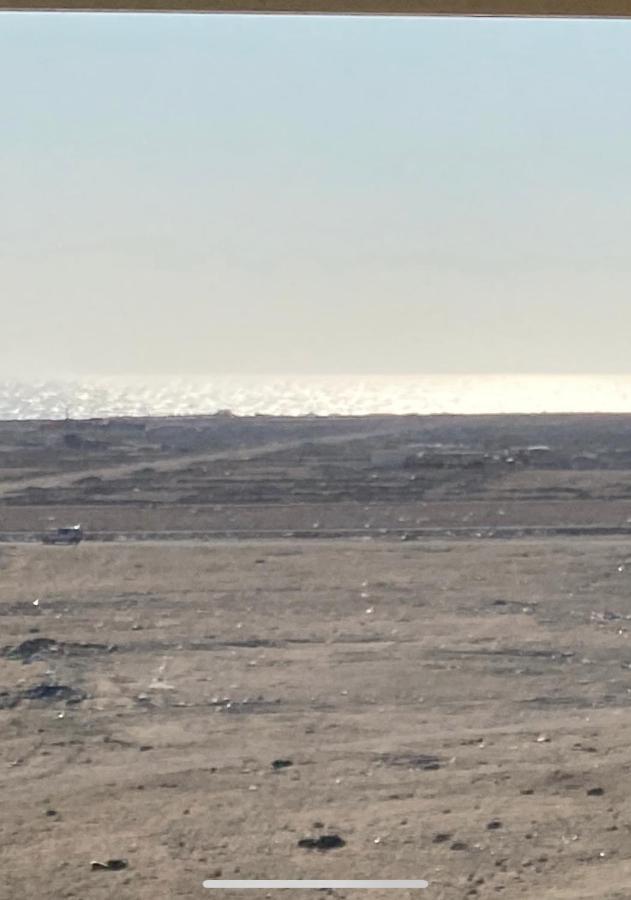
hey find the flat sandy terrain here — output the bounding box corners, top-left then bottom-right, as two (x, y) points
(3, 415), (631, 899)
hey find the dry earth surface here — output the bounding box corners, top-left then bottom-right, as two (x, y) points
(3, 414), (631, 899)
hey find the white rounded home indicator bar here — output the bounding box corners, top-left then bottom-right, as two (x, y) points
(202, 881), (429, 889)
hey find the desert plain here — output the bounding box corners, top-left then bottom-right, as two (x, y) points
(3, 414), (631, 899)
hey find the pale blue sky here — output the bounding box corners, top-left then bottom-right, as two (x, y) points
(2, 13), (631, 375)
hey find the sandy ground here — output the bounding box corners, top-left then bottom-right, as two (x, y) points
(3, 538), (631, 900)
(4, 414), (631, 899)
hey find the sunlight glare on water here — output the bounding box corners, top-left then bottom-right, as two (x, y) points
(2, 375), (631, 420)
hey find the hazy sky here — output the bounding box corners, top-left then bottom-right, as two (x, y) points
(2, 13), (631, 377)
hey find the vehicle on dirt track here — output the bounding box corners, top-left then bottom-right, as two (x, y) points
(42, 525), (84, 545)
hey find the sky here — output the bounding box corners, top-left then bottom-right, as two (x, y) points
(1, 13), (631, 377)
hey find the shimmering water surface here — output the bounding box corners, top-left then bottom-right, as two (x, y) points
(2, 375), (631, 420)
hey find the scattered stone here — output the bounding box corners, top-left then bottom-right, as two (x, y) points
(591, 610), (622, 623)
(2, 638), (115, 664)
(149, 679), (175, 691)
(587, 787), (605, 796)
(380, 752), (441, 771)
(91, 859), (128, 871)
(139, 745), (154, 752)
(487, 820), (503, 830)
(298, 834), (346, 851)
(536, 734), (550, 743)
(46, 681), (81, 703)
(432, 832), (452, 843)
(0, 683), (86, 709)
(208, 696), (280, 714)
(45, 809), (58, 817)
(450, 841), (469, 851)
(520, 789), (534, 795)
(272, 759), (293, 770)
(3, 638), (59, 662)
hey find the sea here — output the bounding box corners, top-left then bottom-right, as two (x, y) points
(2, 374), (631, 420)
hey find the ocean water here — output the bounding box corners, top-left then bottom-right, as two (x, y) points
(2, 375), (631, 420)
